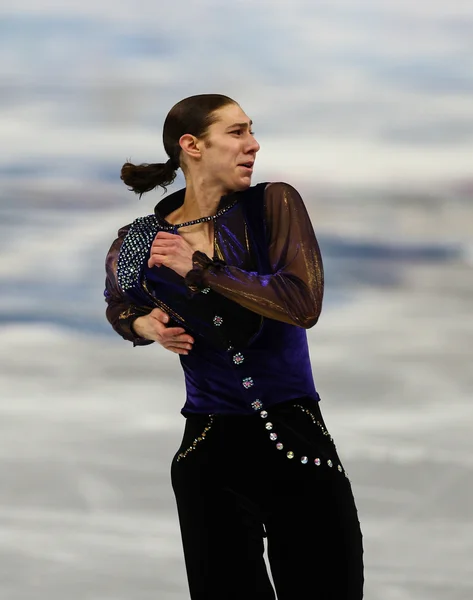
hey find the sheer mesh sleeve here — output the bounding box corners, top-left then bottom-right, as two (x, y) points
(104, 225), (154, 346)
(185, 182), (324, 329)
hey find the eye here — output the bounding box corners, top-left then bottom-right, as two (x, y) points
(230, 129), (256, 136)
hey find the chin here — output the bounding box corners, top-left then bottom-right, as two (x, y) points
(234, 177), (253, 191)
(222, 177), (253, 196)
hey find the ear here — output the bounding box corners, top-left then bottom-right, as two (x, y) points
(179, 134), (202, 162)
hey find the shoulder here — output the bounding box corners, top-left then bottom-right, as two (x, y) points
(114, 214), (159, 241)
(127, 214), (160, 236)
(264, 181), (301, 198)
(237, 181), (300, 206)
(116, 214), (160, 249)
(263, 182), (306, 213)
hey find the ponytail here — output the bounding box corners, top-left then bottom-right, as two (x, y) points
(121, 95), (238, 197)
(120, 158), (178, 196)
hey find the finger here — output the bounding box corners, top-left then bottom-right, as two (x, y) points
(149, 248), (168, 257)
(155, 231), (179, 240)
(148, 255), (166, 268)
(149, 308), (169, 322)
(162, 327), (188, 336)
(151, 239), (177, 248)
(163, 341), (193, 351)
(168, 338), (194, 348)
(161, 328), (193, 343)
(158, 343), (188, 355)
(167, 347), (190, 355)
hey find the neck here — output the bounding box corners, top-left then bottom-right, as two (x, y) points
(179, 177), (230, 221)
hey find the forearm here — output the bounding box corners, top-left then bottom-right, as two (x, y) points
(186, 255), (323, 329)
(187, 181), (325, 329)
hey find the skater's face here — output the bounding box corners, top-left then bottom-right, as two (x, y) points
(179, 103), (260, 195)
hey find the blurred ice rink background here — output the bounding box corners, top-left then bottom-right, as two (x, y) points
(0, 1), (472, 598)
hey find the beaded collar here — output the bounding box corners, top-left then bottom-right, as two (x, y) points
(154, 187), (238, 232)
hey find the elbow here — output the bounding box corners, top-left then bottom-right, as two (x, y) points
(297, 301), (322, 329)
(292, 281), (323, 329)
(299, 313), (319, 329)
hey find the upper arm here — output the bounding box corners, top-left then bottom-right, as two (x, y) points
(104, 224), (153, 345)
(263, 182), (324, 280)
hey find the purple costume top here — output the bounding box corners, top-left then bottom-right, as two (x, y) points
(104, 182), (324, 415)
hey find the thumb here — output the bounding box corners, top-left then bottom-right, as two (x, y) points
(150, 307), (169, 324)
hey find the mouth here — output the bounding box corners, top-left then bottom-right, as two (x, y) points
(238, 161), (254, 172)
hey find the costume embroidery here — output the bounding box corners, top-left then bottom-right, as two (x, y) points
(118, 307), (136, 320)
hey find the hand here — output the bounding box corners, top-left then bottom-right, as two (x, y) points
(148, 231), (194, 278)
(132, 308), (194, 355)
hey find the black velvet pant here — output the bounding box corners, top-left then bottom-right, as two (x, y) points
(171, 398), (364, 599)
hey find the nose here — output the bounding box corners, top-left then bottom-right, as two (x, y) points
(247, 133), (260, 154)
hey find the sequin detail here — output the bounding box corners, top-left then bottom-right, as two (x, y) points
(286, 451), (294, 459)
(251, 400), (263, 411)
(269, 433), (278, 441)
(276, 442), (284, 450)
(242, 377), (254, 389)
(314, 458), (321, 466)
(233, 352), (245, 365)
(213, 315), (223, 326)
(260, 410), (268, 418)
(301, 456), (308, 464)
(265, 422), (273, 431)
(117, 215), (159, 291)
(176, 416), (214, 461)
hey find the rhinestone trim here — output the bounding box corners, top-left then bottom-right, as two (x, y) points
(176, 416), (214, 462)
(213, 315), (223, 327)
(159, 200), (237, 231)
(258, 407), (344, 474)
(293, 404), (334, 443)
(117, 215), (159, 291)
(251, 400), (263, 411)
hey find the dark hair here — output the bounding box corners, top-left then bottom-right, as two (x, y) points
(120, 94), (237, 196)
